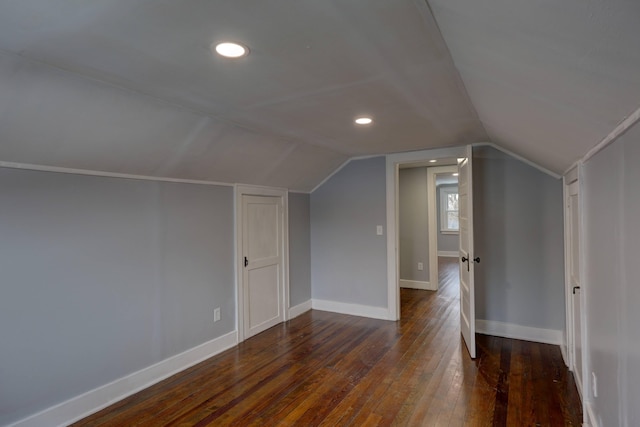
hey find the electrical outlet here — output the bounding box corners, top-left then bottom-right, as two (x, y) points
(592, 372), (598, 397)
(214, 307), (221, 322)
(418, 262), (424, 271)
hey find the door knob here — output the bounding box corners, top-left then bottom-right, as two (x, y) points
(461, 256), (469, 271)
(474, 257), (481, 263)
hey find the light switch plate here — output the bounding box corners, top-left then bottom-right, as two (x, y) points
(376, 225), (383, 235)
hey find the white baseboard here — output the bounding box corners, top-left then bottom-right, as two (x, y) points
(559, 330), (568, 366)
(311, 299), (390, 320)
(476, 319), (562, 345)
(560, 341), (568, 367)
(399, 279), (436, 291)
(289, 300), (312, 319)
(437, 251), (459, 258)
(10, 331), (238, 427)
(584, 401), (598, 427)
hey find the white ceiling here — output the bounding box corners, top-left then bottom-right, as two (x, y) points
(428, 0), (640, 173)
(0, 0), (638, 191)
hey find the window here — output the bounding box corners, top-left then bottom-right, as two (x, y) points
(440, 186), (459, 233)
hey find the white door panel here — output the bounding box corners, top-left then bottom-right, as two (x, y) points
(458, 145), (476, 359)
(247, 264), (280, 330)
(242, 195), (284, 339)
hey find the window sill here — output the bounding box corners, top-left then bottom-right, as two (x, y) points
(440, 230), (459, 235)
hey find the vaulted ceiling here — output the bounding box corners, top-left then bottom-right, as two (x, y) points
(0, 0), (638, 191)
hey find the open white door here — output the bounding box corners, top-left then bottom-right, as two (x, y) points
(458, 145), (476, 358)
(567, 180), (583, 396)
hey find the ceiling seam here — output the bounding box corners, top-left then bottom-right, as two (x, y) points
(0, 48), (348, 158)
(418, 0), (490, 141)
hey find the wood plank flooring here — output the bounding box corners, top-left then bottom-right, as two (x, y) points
(74, 258), (582, 426)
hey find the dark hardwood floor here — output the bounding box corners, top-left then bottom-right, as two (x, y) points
(74, 258), (582, 426)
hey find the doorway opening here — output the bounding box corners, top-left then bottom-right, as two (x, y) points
(397, 161), (460, 318)
(386, 145), (476, 358)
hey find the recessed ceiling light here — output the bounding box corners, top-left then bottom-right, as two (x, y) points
(354, 117), (373, 125)
(457, 158), (464, 163)
(429, 159), (437, 163)
(453, 173), (459, 176)
(213, 42), (248, 58)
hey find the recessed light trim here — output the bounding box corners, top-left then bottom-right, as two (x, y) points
(214, 42), (248, 58)
(429, 159), (437, 163)
(354, 117), (373, 125)
(452, 173), (459, 176)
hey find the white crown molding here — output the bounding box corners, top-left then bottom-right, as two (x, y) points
(583, 105), (640, 164)
(472, 142), (561, 179)
(0, 161), (234, 187)
(310, 154), (383, 193)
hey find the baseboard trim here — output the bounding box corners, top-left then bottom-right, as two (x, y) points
(311, 299), (390, 320)
(437, 251), (459, 258)
(10, 331), (238, 427)
(560, 330), (569, 367)
(476, 319), (562, 345)
(584, 401), (598, 427)
(399, 279), (436, 291)
(289, 300), (312, 319)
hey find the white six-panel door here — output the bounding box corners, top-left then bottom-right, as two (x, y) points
(241, 194), (284, 339)
(458, 146), (476, 358)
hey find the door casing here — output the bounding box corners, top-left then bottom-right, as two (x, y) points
(385, 146), (467, 320)
(563, 166), (586, 406)
(235, 184), (289, 343)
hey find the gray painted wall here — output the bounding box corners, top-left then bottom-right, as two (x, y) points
(310, 157), (387, 307)
(399, 167), (429, 282)
(0, 169), (235, 426)
(436, 184), (459, 253)
(473, 145), (565, 330)
(288, 193), (311, 306)
(583, 121), (640, 426)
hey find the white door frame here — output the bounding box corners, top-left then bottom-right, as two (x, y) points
(563, 164), (587, 406)
(386, 146), (466, 320)
(235, 184), (289, 343)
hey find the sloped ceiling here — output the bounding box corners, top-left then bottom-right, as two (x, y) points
(428, 0), (640, 173)
(0, 1), (637, 191)
(0, 0), (486, 192)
